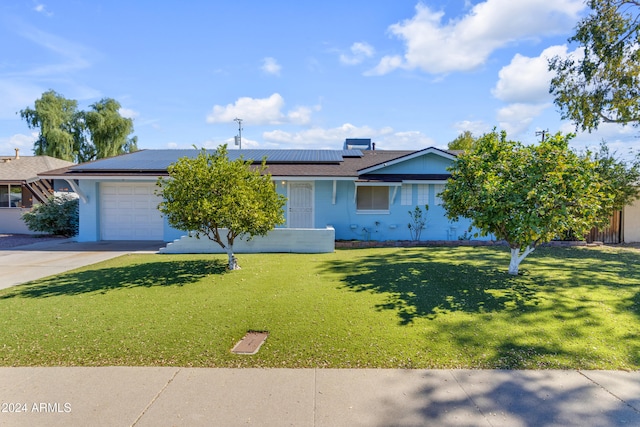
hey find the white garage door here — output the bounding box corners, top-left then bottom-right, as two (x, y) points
(100, 182), (164, 240)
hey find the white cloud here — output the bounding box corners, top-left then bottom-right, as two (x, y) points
(366, 55), (404, 76)
(33, 4), (52, 16)
(380, 130), (436, 150)
(492, 45), (570, 104)
(453, 120), (492, 136)
(119, 108), (139, 119)
(15, 26), (94, 76)
(491, 45), (585, 138)
(370, 0), (584, 75)
(0, 23), (100, 112)
(261, 123), (435, 150)
(340, 42), (375, 65)
(287, 106), (315, 125)
(0, 132), (37, 154)
(560, 121), (640, 156)
(206, 93), (317, 126)
(263, 123), (390, 148)
(497, 103), (551, 135)
(261, 57), (281, 76)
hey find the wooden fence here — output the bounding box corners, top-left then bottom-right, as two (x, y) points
(586, 210), (623, 244)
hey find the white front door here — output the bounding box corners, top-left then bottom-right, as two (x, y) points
(288, 182), (313, 228)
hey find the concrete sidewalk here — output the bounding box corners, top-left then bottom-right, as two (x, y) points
(0, 239), (165, 290)
(1, 368), (639, 426)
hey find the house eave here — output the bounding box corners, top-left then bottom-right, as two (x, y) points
(39, 172), (169, 180)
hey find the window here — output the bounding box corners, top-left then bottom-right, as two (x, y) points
(401, 184), (412, 205)
(434, 184), (445, 206)
(357, 186), (389, 211)
(417, 184), (429, 205)
(0, 185), (23, 208)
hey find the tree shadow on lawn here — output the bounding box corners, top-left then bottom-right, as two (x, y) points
(0, 259), (227, 299)
(531, 246), (640, 279)
(324, 248), (541, 325)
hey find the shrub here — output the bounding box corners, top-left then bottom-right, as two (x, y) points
(22, 194), (79, 237)
(407, 205), (428, 241)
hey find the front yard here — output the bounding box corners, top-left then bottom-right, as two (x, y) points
(0, 246), (638, 369)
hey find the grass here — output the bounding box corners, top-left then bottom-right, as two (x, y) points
(0, 246), (638, 369)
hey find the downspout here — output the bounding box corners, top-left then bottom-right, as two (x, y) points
(332, 180), (337, 204)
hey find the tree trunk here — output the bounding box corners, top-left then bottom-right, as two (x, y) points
(508, 245), (535, 275)
(225, 247), (240, 270)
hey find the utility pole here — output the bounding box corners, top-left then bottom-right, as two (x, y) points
(535, 129), (548, 142)
(234, 117), (243, 149)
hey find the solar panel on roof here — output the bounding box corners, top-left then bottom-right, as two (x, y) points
(71, 149), (364, 171)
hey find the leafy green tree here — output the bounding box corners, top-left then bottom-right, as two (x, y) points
(20, 91), (137, 163)
(22, 194), (79, 237)
(20, 90), (84, 162)
(157, 145), (287, 270)
(594, 142), (640, 209)
(84, 98), (137, 160)
(447, 130), (477, 151)
(549, 0), (640, 131)
(441, 130), (613, 275)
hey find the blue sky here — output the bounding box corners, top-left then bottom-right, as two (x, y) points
(1, 0), (638, 157)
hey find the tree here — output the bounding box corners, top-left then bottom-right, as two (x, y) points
(156, 145), (287, 270)
(84, 98), (138, 160)
(594, 142), (640, 209)
(441, 130), (614, 275)
(20, 90), (84, 162)
(20, 90), (137, 163)
(447, 130), (478, 151)
(549, 0), (640, 131)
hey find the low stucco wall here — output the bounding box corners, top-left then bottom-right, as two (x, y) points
(160, 226), (335, 254)
(0, 208), (34, 234)
(624, 198), (640, 243)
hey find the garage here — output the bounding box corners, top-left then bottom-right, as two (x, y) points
(100, 182), (164, 240)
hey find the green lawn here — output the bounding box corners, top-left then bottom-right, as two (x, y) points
(0, 246), (638, 369)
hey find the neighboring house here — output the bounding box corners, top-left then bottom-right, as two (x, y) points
(0, 150), (75, 234)
(39, 141), (486, 250)
(624, 197), (640, 243)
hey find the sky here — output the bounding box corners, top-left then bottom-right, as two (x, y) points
(1, 0), (639, 158)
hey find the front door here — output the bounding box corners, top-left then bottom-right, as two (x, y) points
(288, 182), (313, 228)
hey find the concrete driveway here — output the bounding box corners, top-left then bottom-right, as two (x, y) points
(0, 239), (165, 290)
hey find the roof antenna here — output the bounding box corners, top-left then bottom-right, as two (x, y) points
(234, 118), (243, 149)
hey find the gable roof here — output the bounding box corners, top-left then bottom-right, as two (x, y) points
(0, 155), (74, 182)
(358, 147), (457, 175)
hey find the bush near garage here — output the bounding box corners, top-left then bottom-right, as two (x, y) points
(22, 194), (79, 237)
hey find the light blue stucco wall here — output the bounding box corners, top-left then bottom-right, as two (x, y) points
(76, 151), (486, 242)
(77, 180), (100, 242)
(307, 180), (477, 241)
(303, 151), (483, 242)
